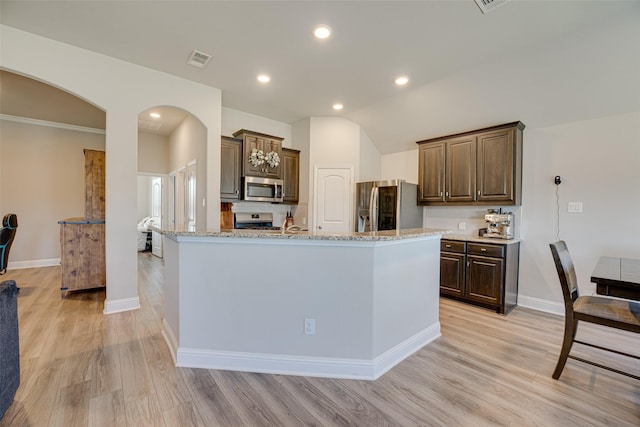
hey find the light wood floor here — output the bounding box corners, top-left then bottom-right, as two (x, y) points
(1, 253), (638, 426)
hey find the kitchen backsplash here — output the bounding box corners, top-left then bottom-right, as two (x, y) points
(230, 201), (299, 228)
(425, 205), (522, 239)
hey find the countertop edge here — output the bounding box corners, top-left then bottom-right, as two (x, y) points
(442, 234), (521, 244)
(155, 227), (452, 242)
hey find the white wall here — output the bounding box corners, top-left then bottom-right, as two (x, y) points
(0, 119), (105, 263)
(1, 25), (222, 313)
(381, 149), (418, 184)
(518, 111), (640, 311)
(358, 129), (381, 182)
(222, 107), (292, 147)
(138, 131), (169, 174)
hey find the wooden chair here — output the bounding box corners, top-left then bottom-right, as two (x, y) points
(549, 241), (640, 380)
(0, 214), (18, 275)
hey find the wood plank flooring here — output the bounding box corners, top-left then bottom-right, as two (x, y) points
(1, 253), (638, 426)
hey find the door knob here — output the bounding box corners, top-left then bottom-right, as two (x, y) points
(318, 226), (322, 230)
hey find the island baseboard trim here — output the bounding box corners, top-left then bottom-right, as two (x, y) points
(174, 322), (441, 380)
(162, 319), (179, 366)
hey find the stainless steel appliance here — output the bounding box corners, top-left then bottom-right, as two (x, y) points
(484, 210), (514, 239)
(355, 180), (423, 232)
(243, 176), (283, 203)
(234, 212), (282, 230)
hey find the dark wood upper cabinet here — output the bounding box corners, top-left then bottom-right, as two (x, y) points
(418, 142), (445, 203)
(220, 136), (242, 201)
(233, 129), (283, 179)
(417, 121), (524, 206)
(281, 148), (300, 204)
(445, 136), (476, 203)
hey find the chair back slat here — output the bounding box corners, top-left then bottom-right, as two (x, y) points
(549, 241), (580, 305)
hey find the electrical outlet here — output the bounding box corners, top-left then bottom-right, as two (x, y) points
(458, 222), (466, 231)
(302, 217), (306, 225)
(304, 318), (315, 335)
(568, 202), (583, 213)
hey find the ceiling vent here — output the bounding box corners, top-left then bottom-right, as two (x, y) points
(474, 0), (509, 14)
(187, 49), (212, 69)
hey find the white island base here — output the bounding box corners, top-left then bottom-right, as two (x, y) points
(161, 229), (444, 380)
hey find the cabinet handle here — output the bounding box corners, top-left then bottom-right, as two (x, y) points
(481, 248), (487, 252)
(445, 244), (451, 248)
(477, 190), (481, 196)
(445, 191), (449, 197)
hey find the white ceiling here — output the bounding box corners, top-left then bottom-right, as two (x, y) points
(1, 1), (639, 152)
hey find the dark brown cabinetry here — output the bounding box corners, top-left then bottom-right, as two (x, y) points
(281, 148), (300, 203)
(233, 129), (283, 179)
(220, 136), (242, 201)
(417, 122), (524, 206)
(440, 238), (520, 314)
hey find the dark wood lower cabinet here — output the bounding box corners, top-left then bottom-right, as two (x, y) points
(440, 238), (520, 314)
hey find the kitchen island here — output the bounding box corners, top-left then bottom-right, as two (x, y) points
(160, 227), (449, 380)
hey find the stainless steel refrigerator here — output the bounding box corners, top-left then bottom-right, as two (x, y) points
(355, 180), (423, 232)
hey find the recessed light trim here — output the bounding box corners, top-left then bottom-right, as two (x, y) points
(257, 74), (271, 83)
(395, 76), (409, 86)
(332, 103), (344, 111)
(149, 112), (161, 119)
(313, 24), (332, 40)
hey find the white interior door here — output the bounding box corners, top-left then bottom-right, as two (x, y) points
(314, 166), (353, 233)
(186, 160), (197, 229)
(151, 177), (163, 257)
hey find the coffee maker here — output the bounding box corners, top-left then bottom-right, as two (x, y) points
(484, 209), (514, 240)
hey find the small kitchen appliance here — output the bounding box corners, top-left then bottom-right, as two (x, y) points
(484, 209), (514, 239)
(234, 212), (282, 230)
(355, 180), (423, 232)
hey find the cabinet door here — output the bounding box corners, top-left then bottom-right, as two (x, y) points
(262, 138), (282, 179)
(466, 255), (503, 306)
(220, 137), (242, 200)
(418, 142), (445, 203)
(282, 148), (299, 203)
(477, 129), (514, 202)
(446, 136), (476, 202)
(440, 252), (465, 297)
(243, 135), (264, 176)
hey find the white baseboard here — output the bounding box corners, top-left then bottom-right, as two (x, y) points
(9, 258), (60, 269)
(162, 318), (178, 365)
(103, 296), (140, 314)
(517, 295), (564, 316)
(175, 322), (441, 380)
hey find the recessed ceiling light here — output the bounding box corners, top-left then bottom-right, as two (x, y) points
(395, 76), (409, 86)
(149, 112), (161, 119)
(257, 74), (271, 83)
(313, 24), (332, 40)
(333, 103), (344, 111)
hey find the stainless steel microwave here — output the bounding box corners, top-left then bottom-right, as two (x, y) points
(243, 176), (284, 203)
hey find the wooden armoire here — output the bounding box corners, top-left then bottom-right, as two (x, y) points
(58, 149), (106, 297)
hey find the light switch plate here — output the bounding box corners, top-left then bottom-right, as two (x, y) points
(568, 202), (583, 213)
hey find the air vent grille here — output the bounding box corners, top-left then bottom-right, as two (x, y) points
(474, 0), (509, 14)
(187, 49), (212, 69)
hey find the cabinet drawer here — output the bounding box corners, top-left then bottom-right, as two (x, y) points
(441, 240), (466, 253)
(467, 243), (504, 258)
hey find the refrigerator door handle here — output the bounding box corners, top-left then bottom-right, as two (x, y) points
(369, 186), (379, 232)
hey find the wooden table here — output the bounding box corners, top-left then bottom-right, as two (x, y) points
(591, 256), (640, 301)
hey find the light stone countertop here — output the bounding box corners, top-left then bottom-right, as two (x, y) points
(156, 226), (452, 242)
(443, 234), (521, 245)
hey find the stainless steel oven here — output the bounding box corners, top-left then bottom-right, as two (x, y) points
(243, 176), (283, 203)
